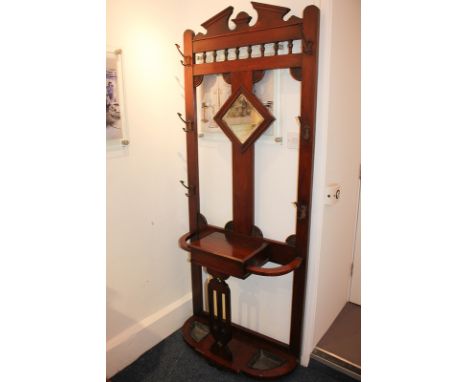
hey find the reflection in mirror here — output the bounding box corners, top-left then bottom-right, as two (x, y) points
(222, 94), (265, 144)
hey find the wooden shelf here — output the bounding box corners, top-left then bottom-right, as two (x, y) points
(179, 225), (301, 279)
(190, 231), (268, 262)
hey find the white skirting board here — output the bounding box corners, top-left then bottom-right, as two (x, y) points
(106, 293), (193, 378)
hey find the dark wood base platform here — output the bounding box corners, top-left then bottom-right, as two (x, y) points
(182, 314), (297, 379)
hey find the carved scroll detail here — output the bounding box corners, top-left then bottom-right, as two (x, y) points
(194, 2), (302, 41)
(232, 11), (252, 31)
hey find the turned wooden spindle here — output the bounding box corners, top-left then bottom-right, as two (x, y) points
(247, 45), (252, 58)
(235, 47), (240, 59)
(260, 43), (265, 57)
(274, 41), (280, 55)
(213, 50), (217, 61)
(288, 40), (294, 54)
(202, 51), (207, 63)
(224, 48), (229, 60)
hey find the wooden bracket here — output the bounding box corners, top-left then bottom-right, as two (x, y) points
(289, 67), (302, 82)
(285, 234), (296, 247)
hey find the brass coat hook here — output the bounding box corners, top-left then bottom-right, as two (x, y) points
(263, 101), (273, 109)
(175, 44), (191, 66)
(180, 180), (195, 197)
(301, 31), (314, 55)
(293, 202), (307, 220)
(177, 112), (193, 132)
(175, 43), (184, 57)
(297, 116), (311, 141)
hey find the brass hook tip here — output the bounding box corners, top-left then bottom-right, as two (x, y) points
(177, 113), (187, 124)
(180, 180), (191, 190)
(175, 43), (183, 53)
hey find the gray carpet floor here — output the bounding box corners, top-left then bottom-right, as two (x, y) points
(111, 329), (356, 382)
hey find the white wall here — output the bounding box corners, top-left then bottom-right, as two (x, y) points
(106, 0), (194, 376)
(107, 0), (360, 376)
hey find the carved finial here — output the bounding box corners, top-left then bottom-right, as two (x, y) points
(251, 2), (291, 27)
(232, 11), (252, 31)
(195, 6), (234, 38)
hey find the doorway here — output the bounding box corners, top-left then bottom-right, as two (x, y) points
(312, 185), (361, 380)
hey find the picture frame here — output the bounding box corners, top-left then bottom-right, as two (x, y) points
(106, 48), (129, 149)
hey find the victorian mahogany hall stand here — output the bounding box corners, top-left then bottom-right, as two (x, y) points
(178, 2), (320, 378)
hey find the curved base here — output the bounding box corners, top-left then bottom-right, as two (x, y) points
(182, 314), (297, 379)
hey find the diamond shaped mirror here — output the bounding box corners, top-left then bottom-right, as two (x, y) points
(222, 94), (265, 144)
(214, 87), (274, 151)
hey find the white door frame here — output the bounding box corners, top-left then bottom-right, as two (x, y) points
(349, 175), (361, 305)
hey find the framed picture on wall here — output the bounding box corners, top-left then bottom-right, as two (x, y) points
(106, 48), (129, 148)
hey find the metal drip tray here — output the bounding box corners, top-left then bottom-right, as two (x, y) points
(190, 320), (210, 343)
(248, 349), (285, 371)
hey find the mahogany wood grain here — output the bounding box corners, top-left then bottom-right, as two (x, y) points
(230, 71), (255, 235)
(179, 225), (300, 279)
(188, 228), (269, 279)
(183, 30), (203, 315)
(189, 231), (267, 263)
(289, 5), (320, 356)
(193, 23), (301, 53)
(193, 54), (301, 76)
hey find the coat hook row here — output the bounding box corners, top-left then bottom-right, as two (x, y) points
(180, 180), (195, 197)
(177, 112), (193, 132)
